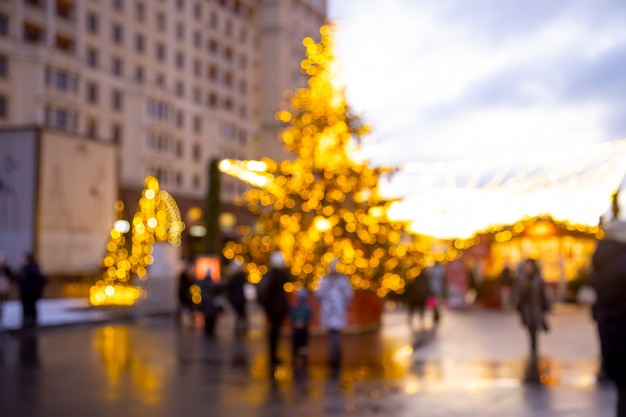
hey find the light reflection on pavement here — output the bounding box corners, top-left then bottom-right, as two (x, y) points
(0, 306), (615, 417)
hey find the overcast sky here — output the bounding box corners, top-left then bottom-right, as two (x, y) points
(328, 0), (626, 168)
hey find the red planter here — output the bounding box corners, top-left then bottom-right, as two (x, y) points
(288, 290), (382, 331)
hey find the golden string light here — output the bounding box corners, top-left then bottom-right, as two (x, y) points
(90, 176), (185, 306)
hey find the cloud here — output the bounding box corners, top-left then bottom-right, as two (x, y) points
(329, 0), (626, 167)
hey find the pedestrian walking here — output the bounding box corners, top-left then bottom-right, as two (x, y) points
(499, 265), (514, 311)
(424, 262), (446, 327)
(514, 258), (550, 358)
(0, 254), (13, 326)
(315, 259), (354, 374)
(200, 272), (223, 338)
(289, 289), (312, 370)
(17, 253), (46, 328)
(177, 262), (195, 324)
(256, 252), (290, 370)
(405, 271), (430, 329)
(224, 261), (248, 336)
(589, 188), (626, 417)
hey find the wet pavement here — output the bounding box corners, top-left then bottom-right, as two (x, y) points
(0, 306), (617, 417)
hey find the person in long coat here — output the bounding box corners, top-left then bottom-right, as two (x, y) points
(224, 262), (248, 336)
(257, 252), (290, 369)
(590, 199), (626, 417)
(315, 259), (354, 372)
(515, 258), (549, 357)
(18, 253), (46, 328)
(200, 272), (222, 338)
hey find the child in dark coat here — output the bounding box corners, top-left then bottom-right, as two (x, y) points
(289, 289), (312, 369)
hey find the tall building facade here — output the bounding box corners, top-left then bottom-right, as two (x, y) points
(257, 0), (326, 162)
(0, 0), (326, 261)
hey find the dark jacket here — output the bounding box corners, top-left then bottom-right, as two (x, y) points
(178, 271), (194, 307)
(18, 262), (46, 299)
(589, 239), (626, 384)
(225, 271), (247, 310)
(257, 268), (290, 320)
(200, 276), (222, 316)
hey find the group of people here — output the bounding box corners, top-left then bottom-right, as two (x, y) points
(406, 258), (552, 359)
(256, 253), (353, 374)
(0, 253), (47, 328)
(405, 261), (446, 329)
(180, 252), (355, 375)
(177, 261), (249, 338)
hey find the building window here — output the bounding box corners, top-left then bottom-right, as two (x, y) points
(86, 12), (98, 33)
(208, 39), (218, 54)
(57, 0), (74, 20)
(239, 105), (247, 118)
(175, 172), (183, 186)
(135, 34), (144, 53)
(193, 60), (201, 77)
(208, 92), (218, 108)
(135, 2), (145, 21)
(238, 129), (247, 145)
(0, 55), (7, 78)
(239, 28), (247, 43)
(0, 14), (8, 38)
(156, 73), (165, 87)
(86, 117), (98, 139)
(176, 141), (183, 157)
(55, 34), (74, 53)
(192, 143), (201, 161)
(86, 48), (98, 68)
(193, 2), (202, 19)
(156, 12), (166, 31)
(175, 81), (184, 98)
(175, 52), (184, 69)
(192, 174), (200, 189)
(176, 0), (185, 9)
(86, 82), (98, 103)
(135, 66), (144, 83)
(224, 71), (233, 87)
(239, 80), (247, 94)
(193, 88), (201, 104)
(176, 111), (184, 128)
(0, 95), (7, 119)
(112, 0), (123, 12)
(225, 20), (232, 37)
(112, 90), (123, 111)
(224, 47), (233, 61)
(208, 65), (218, 81)
(209, 11), (218, 29)
(223, 97), (233, 111)
(156, 43), (165, 61)
(176, 23), (184, 40)
(193, 31), (202, 47)
(112, 23), (123, 44)
(25, 0), (44, 8)
(148, 99), (170, 120)
(112, 123), (122, 144)
(55, 108), (68, 129)
(56, 70), (69, 90)
(112, 57), (123, 77)
(239, 54), (247, 69)
(193, 116), (201, 133)
(23, 22), (44, 43)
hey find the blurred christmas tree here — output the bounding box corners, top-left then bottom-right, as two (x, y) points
(222, 25), (421, 296)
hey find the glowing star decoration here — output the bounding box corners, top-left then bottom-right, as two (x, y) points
(90, 176), (185, 306)
(220, 25), (425, 297)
